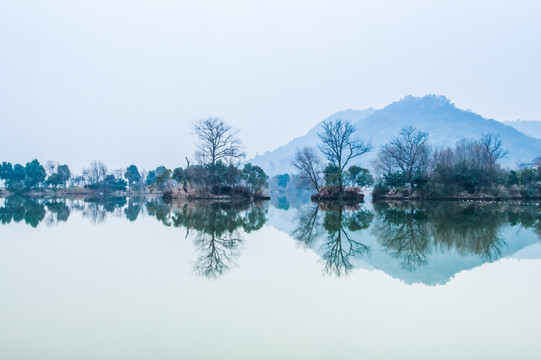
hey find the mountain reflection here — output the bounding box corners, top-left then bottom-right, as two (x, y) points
(290, 200), (541, 278)
(293, 202), (373, 276)
(372, 202), (541, 271)
(1, 195), (541, 283)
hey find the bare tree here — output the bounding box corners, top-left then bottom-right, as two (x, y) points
(292, 146), (323, 191)
(454, 138), (485, 169)
(318, 119), (372, 191)
(193, 117), (246, 166)
(374, 126), (431, 189)
(83, 160), (108, 185)
(112, 168), (124, 180)
(453, 135), (507, 175)
(479, 133), (507, 169)
(45, 160), (58, 176)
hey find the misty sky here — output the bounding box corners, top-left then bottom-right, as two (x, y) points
(1, 0), (540, 172)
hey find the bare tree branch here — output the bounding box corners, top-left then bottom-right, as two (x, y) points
(317, 119), (372, 191)
(291, 147), (323, 191)
(193, 117), (246, 166)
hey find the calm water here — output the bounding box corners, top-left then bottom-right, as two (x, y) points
(1, 196), (540, 359)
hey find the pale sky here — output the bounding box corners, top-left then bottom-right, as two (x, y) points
(1, 0), (540, 172)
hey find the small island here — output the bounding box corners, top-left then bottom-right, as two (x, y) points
(291, 119), (374, 203)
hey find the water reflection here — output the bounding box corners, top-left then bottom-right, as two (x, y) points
(1, 195), (540, 283)
(293, 202), (373, 276)
(0, 196), (131, 227)
(372, 202), (541, 272)
(288, 200), (541, 279)
(147, 199), (267, 278)
(82, 197), (127, 224)
(124, 198), (142, 222)
(44, 199), (70, 226)
(0, 197), (46, 227)
(372, 205), (432, 271)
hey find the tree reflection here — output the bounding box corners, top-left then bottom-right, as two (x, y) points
(2, 194), (540, 282)
(293, 202), (373, 277)
(45, 199), (70, 225)
(124, 198), (142, 222)
(372, 202), (541, 271)
(81, 197), (127, 224)
(372, 204), (431, 271)
(0, 197), (46, 228)
(146, 200), (268, 278)
(428, 203), (508, 261)
(292, 205), (322, 247)
(146, 199), (172, 226)
(192, 231), (243, 278)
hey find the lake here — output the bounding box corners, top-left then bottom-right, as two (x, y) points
(1, 195), (540, 359)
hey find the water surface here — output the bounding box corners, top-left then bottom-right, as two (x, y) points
(0, 196), (540, 359)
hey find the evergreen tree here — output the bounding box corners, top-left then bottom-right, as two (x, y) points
(24, 159), (46, 189)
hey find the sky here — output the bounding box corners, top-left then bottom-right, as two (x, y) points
(1, 0), (541, 172)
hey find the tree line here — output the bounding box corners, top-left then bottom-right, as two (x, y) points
(290, 120), (541, 201)
(372, 126), (541, 199)
(0, 117), (269, 199)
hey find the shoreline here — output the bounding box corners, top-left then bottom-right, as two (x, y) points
(3, 187), (540, 205)
(0, 188), (271, 202)
(372, 194), (541, 202)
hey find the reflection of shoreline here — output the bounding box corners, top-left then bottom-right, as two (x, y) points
(286, 200), (541, 283)
(0, 188), (156, 199)
(0, 196), (269, 228)
(0, 189), (272, 202)
(374, 199), (541, 206)
(2, 195), (541, 284)
(0, 196), (269, 279)
(374, 194), (541, 201)
(371, 201), (541, 269)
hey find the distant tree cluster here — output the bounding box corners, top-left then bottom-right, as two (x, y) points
(0, 160), (65, 193)
(0, 117), (270, 199)
(373, 127), (541, 199)
(168, 116), (269, 199)
(143, 160), (268, 199)
(0, 159), (130, 194)
(291, 119), (373, 199)
(140, 117), (269, 199)
(268, 173), (317, 194)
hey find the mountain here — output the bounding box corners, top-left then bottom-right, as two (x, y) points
(502, 120), (541, 139)
(251, 95), (541, 175)
(249, 108), (376, 175)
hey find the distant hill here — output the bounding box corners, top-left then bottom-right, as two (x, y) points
(502, 120), (541, 139)
(251, 95), (541, 175)
(249, 108), (376, 175)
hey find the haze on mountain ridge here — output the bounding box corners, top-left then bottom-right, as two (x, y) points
(503, 120), (541, 139)
(250, 95), (541, 175)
